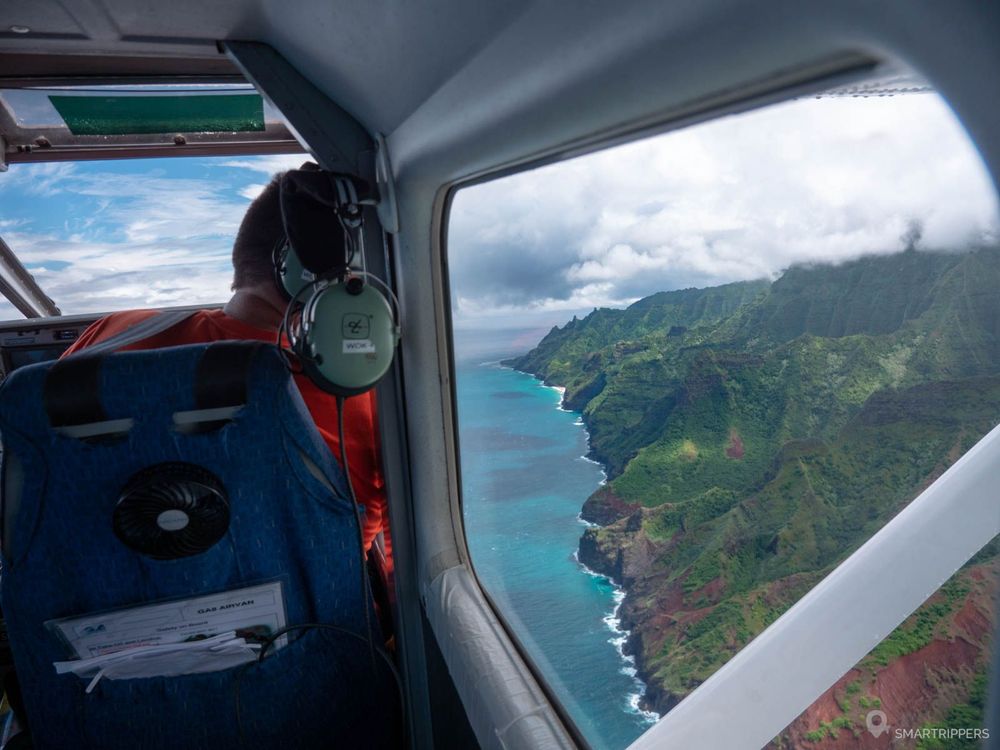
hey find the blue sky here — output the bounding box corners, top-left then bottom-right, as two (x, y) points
(0, 153), (305, 318)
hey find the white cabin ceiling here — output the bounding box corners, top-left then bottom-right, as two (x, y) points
(0, 0), (532, 133)
(0, 1), (998, 194)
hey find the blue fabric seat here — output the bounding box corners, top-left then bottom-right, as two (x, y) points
(0, 342), (398, 749)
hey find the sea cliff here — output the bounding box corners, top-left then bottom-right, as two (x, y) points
(506, 246), (1000, 740)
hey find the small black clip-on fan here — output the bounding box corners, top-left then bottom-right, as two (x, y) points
(113, 463), (230, 560)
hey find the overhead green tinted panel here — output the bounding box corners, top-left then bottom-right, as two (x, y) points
(48, 94), (265, 135)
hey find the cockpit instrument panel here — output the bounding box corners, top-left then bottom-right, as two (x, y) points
(0, 314), (95, 379)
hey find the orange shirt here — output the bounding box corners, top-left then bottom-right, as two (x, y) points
(64, 309), (391, 566)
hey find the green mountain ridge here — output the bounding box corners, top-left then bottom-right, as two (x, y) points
(506, 246), (1000, 743)
(508, 246), (1000, 496)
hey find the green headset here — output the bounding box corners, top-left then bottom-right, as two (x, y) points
(274, 169), (400, 397)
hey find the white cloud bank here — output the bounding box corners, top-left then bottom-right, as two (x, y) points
(220, 155), (310, 175)
(448, 92), (1000, 326)
(0, 164), (257, 314)
(0, 96), (996, 325)
(0, 155), (312, 316)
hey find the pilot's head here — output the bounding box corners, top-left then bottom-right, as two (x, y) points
(231, 171), (285, 294)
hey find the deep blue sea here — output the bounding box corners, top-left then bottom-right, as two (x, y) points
(454, 333), (658, 750)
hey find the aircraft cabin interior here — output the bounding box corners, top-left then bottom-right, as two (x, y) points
(0, 1), (998, 749)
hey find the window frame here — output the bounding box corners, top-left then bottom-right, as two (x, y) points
(439, 57), (1000, 750)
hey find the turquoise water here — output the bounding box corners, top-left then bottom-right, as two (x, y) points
(456, 356), (657, 750)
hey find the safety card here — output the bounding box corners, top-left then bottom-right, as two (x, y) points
(46, 581), (287, 659)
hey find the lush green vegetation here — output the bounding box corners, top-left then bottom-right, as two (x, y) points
(803, 716), (855, 743)
(915, 673), (989, 750)
(513, 246), (1000, 734)
(865, 580), (969, 667)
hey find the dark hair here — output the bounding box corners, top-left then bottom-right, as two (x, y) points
(231, 172), (285, 290)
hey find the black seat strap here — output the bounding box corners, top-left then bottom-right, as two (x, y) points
(43, 355), (105, 428)
(194, 342), (263, 410)
(44, 337), (261, 432)
(44, 310), (200, 429)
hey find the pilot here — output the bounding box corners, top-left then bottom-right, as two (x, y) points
(63, 171), (392, 573)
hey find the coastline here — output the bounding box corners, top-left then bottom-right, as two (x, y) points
(574, 550), (661, 725)
(510, 362), (660, 726)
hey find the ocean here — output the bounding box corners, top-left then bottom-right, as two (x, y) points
(455, 346), (659, 750)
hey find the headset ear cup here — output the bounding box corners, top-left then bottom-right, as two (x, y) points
(273, 240), (316, 301)
(297, 281), (398, 396)
(272, 238), (292, 301)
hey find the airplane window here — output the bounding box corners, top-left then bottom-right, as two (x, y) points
(447, 76), (999, 749)
(0, 154), (307, 316)
(0, 84), (298, 154)
(0, 298), (19, 319)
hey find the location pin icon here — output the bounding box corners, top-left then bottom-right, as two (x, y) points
(866, 709), (890, 738)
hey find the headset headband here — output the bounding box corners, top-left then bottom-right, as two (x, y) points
(275, 167), (400, 396)
(279, 170), (369, 280)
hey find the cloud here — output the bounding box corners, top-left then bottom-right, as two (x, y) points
(0, 162), (77, 198)
(0, 161), (253, 315)
(448, 92), (1000, 325)
(1, 95), (996, 326)
(84, 175), (246, 245)
(219, 154), (310, 175)
(6, 227), (232, 314)
(240, 183), (267, 201)
(0, 299), (19, 320)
